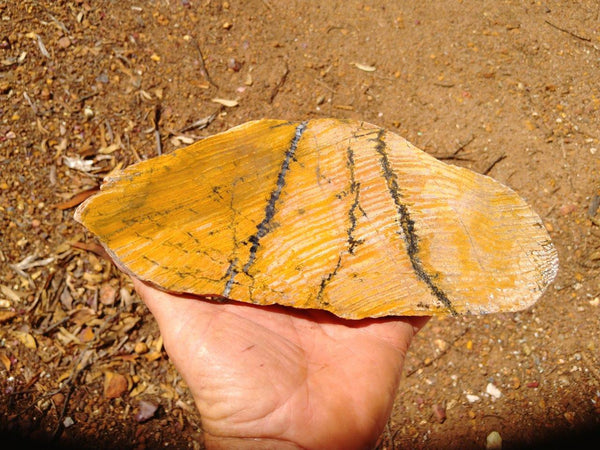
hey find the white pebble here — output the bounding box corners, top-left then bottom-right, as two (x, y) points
(486, 382), (502, 399)
(486, 431), (502, 449)
(63, 416), (75, 428)
(466, 394), (481, 403)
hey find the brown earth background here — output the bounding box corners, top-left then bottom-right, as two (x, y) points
(1, 0), (599, 448)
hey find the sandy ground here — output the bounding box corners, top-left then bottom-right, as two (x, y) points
(1, 0), (599, 448)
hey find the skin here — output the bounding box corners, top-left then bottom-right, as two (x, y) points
(133, 278), (430, 449)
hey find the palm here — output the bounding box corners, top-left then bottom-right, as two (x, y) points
(133, 279), (428, 449)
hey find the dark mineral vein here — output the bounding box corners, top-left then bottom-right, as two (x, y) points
(316, 146), (363, 303)
(222, 121), (308, 297)
(372, 128), (457, 315)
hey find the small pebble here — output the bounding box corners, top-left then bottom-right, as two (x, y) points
(134, 341), (149, 354)
(134, 400), (159, 423)
(96, 72), (109, 83)
(99, 284), (117, 305)
(40, 86), (51, 100)
(559, 203), (577, 216)
(52, 392), (65, 407)
(486, 383), (502, 399)
(466, 394), (480, 403)
(227, 57), (242, 72)
(511, 377), (521, 389)
(63, 416), (75, 428)
(432, 403), (446, 423)
(58, 36), (71, 48)
(434, 338), (449, 352)
(104, 371), (128, 398)
(486, 431), (502, 449)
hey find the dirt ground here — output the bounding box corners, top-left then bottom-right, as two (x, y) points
(1, 0), (599, 448)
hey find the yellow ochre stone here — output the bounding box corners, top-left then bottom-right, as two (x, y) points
(75, 119), (558, 319)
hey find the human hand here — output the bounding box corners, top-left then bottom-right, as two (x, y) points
(133, 278), (429, 449)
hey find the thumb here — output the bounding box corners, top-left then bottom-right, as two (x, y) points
(131, 277), (197, 336)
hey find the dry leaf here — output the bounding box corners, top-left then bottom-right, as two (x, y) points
(130, 381), (147, 397)
(0, 311), (17, 323)
(159, 382), (177, 400)
(54, 188), (99, 210)
(144, 351), (162, 362)
(1, 285), (22, 303)
(57, 370), (71, 383)
(70, 241), (111, 261)
(78, 326), (96, 343)
(353, 62), (376, 72)
(99, 283), (117, 305)
(98, 143), (120, 154)
(152, 335), (163, 353)
(57, 326), (81, 345)
(11, 255), (55, 271)
(12, 331), (37, 349)
(70, 307), (96, 325)
(211, 98), (238, 107)
(0, 352), (12, 371)
(104, 161), (124, 181)
(63, 155), (98, 172)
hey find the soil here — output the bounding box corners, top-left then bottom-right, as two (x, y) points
(1, 0), (599, 449)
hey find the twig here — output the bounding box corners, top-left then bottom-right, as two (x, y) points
(438, 155), (472, 162)
(589, 194), (600, 219)
(454, 135), (474, 153)
(483, 154), (507, 175)
(314, 78), (336, 93)
(47, 14), (69, 35)
(154, 130), (162, 156)
(36, 34), (51, 58)
(23, 91), (39, 116)
(269, 63), (289, 103)
(433, 82), (455, 88)
(77, 91), (99, 103)
(51, 349), (94, 441)
(544, 20), (591, 42)
(153, 104), (162, 156)
(38, 316), (71, 335)
(437, 134), (475, 160)
(125, 132), (142, 162)
(26, 271), (55, 313)
(192, 40), (218, 88)
(178, 110), (219, 133)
